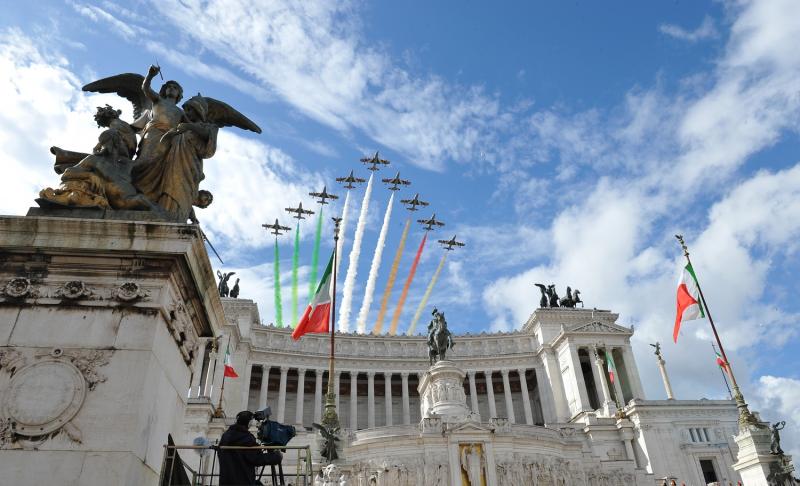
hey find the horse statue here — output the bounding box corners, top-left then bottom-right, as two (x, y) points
(547, 284), (560, 307)
(427, 307), (455, 365)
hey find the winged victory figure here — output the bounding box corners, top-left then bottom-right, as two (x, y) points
(39, 64), (261, 222)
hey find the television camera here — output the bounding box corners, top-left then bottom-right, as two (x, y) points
(253, 406), (296, 448)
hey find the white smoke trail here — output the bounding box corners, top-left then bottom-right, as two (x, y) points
(335, 191), (351, 279)
(338, 174), (373, 332)
(356, 192), (394, 333)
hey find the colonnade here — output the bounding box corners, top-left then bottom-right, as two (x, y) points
(240, 365), (549, 430)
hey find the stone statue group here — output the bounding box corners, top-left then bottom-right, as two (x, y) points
(38, 65), (261, 223)
(534, 284), (583, 309)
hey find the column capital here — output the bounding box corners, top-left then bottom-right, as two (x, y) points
(297, 368), (306, 376)
(350, 370), (359, 378)
(467, 370), (477, 377)
(383, 371), (393, 378)
(400, 372), (409, 379)
(484, 370), (493, 377)
(516, 368), (527, 376)
(279, 366), (289, 373)
(500, 369), (510, 377)
(367, 371), (376, 378)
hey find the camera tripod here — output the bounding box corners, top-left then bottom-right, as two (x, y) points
(257, 461), (285, 486)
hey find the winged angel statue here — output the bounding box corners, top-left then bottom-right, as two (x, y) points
(38, 65), (261, 222)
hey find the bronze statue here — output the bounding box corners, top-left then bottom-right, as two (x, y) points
(230, 278), (240, 299)
(217, 271), (235, 298)
(312, 423), (340, 462)
(38, 127), (162, 212)
(534, 283), (548, 308)
(38, 64), (262, 222)
(427, 307), (454, 365)
(771, 421), (786, 455)
(547, 284), (560, 307)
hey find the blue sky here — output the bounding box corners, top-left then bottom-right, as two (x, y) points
(2, 0), (799, 451)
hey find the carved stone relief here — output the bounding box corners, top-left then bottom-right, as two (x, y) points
(0, 347), (112, 448)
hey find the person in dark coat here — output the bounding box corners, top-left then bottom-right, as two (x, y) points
(218, 411), (281, 486)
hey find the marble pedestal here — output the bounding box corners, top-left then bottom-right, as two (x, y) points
(733, 423), (796, 486)
(418, 360), (471, 422)
(0, 215), (222, 486)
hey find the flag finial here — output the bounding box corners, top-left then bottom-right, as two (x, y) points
(675, 234), (689, 257)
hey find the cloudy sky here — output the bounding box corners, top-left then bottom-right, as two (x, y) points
(2, 0), (799, 453)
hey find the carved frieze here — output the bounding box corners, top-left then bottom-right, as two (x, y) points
(55, 280), (93, 300)
(2, 278), (38, 299)
(111, 282), (150, 302)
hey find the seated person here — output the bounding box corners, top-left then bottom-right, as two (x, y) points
(218, 411), (282, 486)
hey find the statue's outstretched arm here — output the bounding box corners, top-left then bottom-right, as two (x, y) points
(142, 65), (160, 104)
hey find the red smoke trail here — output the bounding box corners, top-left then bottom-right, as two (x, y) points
(388, 233), (428, 335)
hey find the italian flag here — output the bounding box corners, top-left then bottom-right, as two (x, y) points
(223, 343), (238, 378)
(715, 349), (728, 371)
(292, 253), (333, 340)
(673, 262), (705, 342)
(606, 352), (617, 384)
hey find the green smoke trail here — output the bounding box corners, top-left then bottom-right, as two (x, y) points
(274, 238), (283, 327)
(292, 221), (300, 325)
(308, 206), (324, 303)
(407, 253), (447, 335)
(373, 218), (411, 334)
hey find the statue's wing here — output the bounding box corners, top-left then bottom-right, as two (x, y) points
(204, 97), (262, 133)
(311, 423), (331, 438)
(534, 283), (547, 291)
(82, 73), (150, 119)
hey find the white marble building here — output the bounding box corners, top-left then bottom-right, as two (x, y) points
(185, 298), (744, 485)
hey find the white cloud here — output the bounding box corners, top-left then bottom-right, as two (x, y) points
(752, 375), (800, 458)
(659, 15), (718, 43)
(147, 0), (506, 170)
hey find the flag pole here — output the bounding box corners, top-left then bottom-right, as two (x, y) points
(712, 343), (733, 400)
(213, 335), (232, 418)
(675, 235), (760, 428)
(321, 218), (342, 430)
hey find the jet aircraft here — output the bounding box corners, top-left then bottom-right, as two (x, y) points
(309, 186), (338, 205)
(400, 193), (429, 211)
(381, 171), (411, 191)
(285, 202), (315, 220)
(335, 170), (366, 189)
(417, 213), (445, 231)
(438, 235), (465, 251)
(360, 151), (390, 171)
(262, 219), (291, 236)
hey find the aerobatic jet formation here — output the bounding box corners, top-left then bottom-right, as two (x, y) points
(262, 218), (291, 236)
(285, 202), (315, 220)
(360, 151), (390, 171)
(400, 193), (429, 211)
(309, 186), (338, 205)
(336, 170), (366, 189)
(381, 171), (411, 191)
(417, 213), (445, 231)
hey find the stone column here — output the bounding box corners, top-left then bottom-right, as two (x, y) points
(259, 365), (270, 409)
(350, 371), (359, 430)
(568, 343), (591, 412)
(190, 338), (207, 398)
(533, 364), (557, 424)
(334, 371), (341, 412)
(593, 347), (615, 414)
(484, 370), (497, 419)
(468, 371), (479, 415)
(277, 366), (289, 422)
(240, 362), (253, 409)
(384, 372), (393, 426)
(501, 369), (515, 423)
(517, 368), (534, 425)
(608, 348), (625, 407)
(622, 345), (646, 399)
(295, 368), (306, 426)
(542, 348), (570, 421)
(313, 369), (323, 423)
(367, 372), (376, 428)
(656, 353), (674, 400)
(401, 372), (410, 425)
